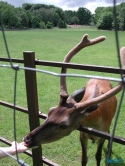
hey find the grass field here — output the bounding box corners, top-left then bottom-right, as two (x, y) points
(0, 27), (125, 166)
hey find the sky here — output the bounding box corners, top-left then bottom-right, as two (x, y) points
(2, 0), (125, 13)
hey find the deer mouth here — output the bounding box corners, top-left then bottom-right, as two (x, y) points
(23, 136), (39, 148)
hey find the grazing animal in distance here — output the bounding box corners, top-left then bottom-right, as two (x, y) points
(23, 34), (125, 166)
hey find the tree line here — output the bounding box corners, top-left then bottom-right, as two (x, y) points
(0, 1), (125, 30)
(94, 2), (125, 30)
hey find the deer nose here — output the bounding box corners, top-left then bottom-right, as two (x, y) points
(23, 136), (32, 147)
(23, 136), (39, 149)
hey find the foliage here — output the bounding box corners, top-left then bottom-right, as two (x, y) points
(58, 19), (67, 28)
(1, 3), (18, 28)
(39, 21), (46, 29)
(116, 2), (125, 30)
(77, 7), (92, 25)
(65, 10), (79, 25)
(0, 2), (92, 29)
(71, 16), (79, 24)
(97, 12), (113, 30)
(46, 21), (53, 29)
(94, 7), (105, 24)
(95, 4), (125, 30)
(0, 1), (125, 30)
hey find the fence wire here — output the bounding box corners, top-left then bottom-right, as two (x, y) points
(106, 0), (125, 165)
(0, 0), (125, 165)
(0, 15), (30, 166)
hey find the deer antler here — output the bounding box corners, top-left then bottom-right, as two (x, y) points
(75, 83), (122, 110)
(120, 47), (125, 73)
(60, 34), (106, 99)
(75, 47), (125, 111)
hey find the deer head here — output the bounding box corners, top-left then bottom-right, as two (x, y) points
(23, 35), (124, 148)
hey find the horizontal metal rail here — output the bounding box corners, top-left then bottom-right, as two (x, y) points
(0, 100), (125, 145)
(78, 126), (125, 145)
(0, 100), (47, 119)
(0, 57), (125, 74)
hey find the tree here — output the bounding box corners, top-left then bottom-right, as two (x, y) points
(94, 7), (105, 24)
(53, 13), (60, 26)
(95, 3), (125, 30)
(118, 10), (125, 30)
(70, 16), (79, 24)
(64, 10), (77, 24)
(32, 16), (41, 28)
(22, 3), (32, 10)
(58, 19), (67, 28)
(26, 11), (33, 28)
(1, 1), (125, 30)
(116, 3), (125, 30)
(46, 21), (53, 29)
(39, 21), (46, 29)
(97, 12), (113, 30)
(56, 7), (65, 21)
(77, 7), (92, 25)
(2, 5), (18, 28)
(38, 8), (51, 24)
(16, 8), (29, 28)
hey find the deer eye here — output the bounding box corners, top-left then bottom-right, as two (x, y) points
(60, 125), (68, 129)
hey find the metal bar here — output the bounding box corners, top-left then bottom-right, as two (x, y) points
(35, 60), (125, 74)
(78, 126), (125, 145)
(0, 100), (28, 113)
(23, 51), (43, 166)
(0, 57), (24, 63)
(1, 57), (125, 74)
(0, 137), (59, 166)
(1, 99), (125, 145)
(0, 100), (47, 119)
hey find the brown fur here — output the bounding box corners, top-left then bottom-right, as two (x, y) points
(80, 79), (117, 166)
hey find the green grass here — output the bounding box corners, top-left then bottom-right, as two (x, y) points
(0, 27), (125, 166)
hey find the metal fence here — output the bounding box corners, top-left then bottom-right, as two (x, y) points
(0, 51), (125, 165)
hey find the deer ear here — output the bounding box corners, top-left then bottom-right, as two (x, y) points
(70, 103), (99, 117)
(68, 87), (85, 103)
(84, 105), (99, 115)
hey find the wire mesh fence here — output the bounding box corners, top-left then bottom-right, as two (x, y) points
(0, 0), (125, 166)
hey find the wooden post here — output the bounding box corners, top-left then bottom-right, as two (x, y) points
(23, 51), (43, 166)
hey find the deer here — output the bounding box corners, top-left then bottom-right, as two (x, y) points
(23, 34), (125, 166)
